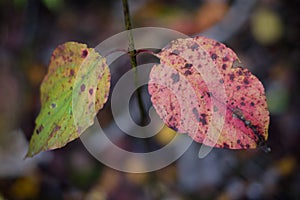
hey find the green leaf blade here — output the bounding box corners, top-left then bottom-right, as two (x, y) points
(26, 42), (110, 157)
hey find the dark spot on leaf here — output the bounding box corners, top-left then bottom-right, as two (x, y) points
(51, 103), (56, 108)
(36, 125), (44, 134)
(237, 139), (241, 144)
(81, 84), (86, 92)
(250, 102), (255, 106)
(241, 97), (245, 101)
(206, 92), (212, 97)
(70, 69), (75, 76)
(243, 78), (249, 84)
(238, 70), (243, 75)
(229, 74), (234, 81)
(50, 125), (61, 138)
(171, 49), (180, 55)
(89, 88), (93, 95)
(222, 64), (227, 70)
(211, 53), (217, 60)
(219, 79), (224, 84)
(184, 63), (193, 69)
(240, 102), (245, 106)
(171, 73), (180, 84)
(170, 104), (175, 111)
(236, 86), (241, 90)
(246, 144), (250, 148)
(184, 70), (192, 76)
(200, 113), (207, 125)
(82, 49), (88, 58)
(191, 43), (199, 50)
(222, 56), (229, 62)
(223, 143), (229, 148)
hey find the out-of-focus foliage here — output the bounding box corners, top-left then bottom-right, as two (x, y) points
(0, 0), (299, 199)
(251, 7), (284, 45)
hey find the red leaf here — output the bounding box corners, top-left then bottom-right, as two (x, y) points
(148, 36), (269, 150)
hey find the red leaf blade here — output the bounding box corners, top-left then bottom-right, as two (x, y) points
(149, 36), (269, 150)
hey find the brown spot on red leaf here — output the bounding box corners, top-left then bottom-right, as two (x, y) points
(222, 56), (229, 62)
(171, 49), (180, 55)
(222, 64), (227, 70)
(243, 78), (250, 84)
(184, 63), (193, 69)
(200, 113), (207, 125)
(171, 73), (180, 84)
(211, 53), (217, 60)
(184, 70), (192, 76)
(229, 73), (234, 81)
(191, 43), (199, 50)
(223, 143), (229, 148)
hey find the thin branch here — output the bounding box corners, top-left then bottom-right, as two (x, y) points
(122, 0), (146, 119)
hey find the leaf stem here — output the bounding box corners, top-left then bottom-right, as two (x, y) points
(122, 0), (146, 119)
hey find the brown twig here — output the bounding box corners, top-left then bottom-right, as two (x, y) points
(122, 0), (146, 119)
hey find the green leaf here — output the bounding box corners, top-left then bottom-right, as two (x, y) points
(149, 36), (269, 150)
(26, 42), (110, 157)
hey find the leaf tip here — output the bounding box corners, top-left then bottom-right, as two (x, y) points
(24, 148), (35, 158)
(260, 144), (271, 153)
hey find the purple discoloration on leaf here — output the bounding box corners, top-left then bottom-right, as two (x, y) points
(89, 88), (93, 95)
(149, 36), (269, 150)
(80, 84), (86, 92)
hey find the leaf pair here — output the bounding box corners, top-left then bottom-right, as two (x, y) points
(27, 37), (269, 157)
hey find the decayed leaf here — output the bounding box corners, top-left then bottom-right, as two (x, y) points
(26, 42), (110, 157)
(148, 36), (269, 150)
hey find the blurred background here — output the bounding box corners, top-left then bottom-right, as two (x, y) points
(0, 0), (299, 199)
